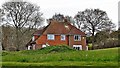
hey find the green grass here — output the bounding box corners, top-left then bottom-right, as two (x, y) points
(2, 46), (119, 66)
(2, 61), (118, 66)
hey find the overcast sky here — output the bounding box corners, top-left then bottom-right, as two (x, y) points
(0, 0), (119, 29)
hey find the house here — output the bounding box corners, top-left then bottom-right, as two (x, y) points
(26, 16), (87, 50)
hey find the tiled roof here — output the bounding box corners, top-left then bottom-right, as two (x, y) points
(33, 25), (49, 35)
(33, 20), (86, 36)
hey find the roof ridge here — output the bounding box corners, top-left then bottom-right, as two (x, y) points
(41, 24), (50, 35)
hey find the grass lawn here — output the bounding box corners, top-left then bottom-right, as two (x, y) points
(2, 61), (118, 66)
(2, 46), (119, 67)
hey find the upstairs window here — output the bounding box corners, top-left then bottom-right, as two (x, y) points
(61, 35), (65, 40)
(47, 34), (55, 40)
(74, 35), (81, 41)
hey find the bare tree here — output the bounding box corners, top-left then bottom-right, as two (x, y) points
(74, 9), (115, 48)
(2, 24), (16, 50)
(50, 13), (75, 25)
(0, 9), (4, 22)
(0, 9), (5, 51)
(2, 1), (44, 50)
(65, 16), (76, 26)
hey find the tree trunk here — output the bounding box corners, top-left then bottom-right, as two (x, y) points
(15, 28), (20, 51)
(0, 25), (2, 51)
(92, 28), (95, 50)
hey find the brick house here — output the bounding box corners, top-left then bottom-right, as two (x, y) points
(26, 18), (87, 50)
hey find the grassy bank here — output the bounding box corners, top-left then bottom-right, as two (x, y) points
(2, 46), (119, 66)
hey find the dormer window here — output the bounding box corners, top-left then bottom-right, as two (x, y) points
(47, 34), (55, 40)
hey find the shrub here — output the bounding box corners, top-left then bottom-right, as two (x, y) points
(21, 45), (76, 54)
(49, 45), (75, 53)
(88, 43), (92, 50)
(5, 46), (17, 51)
(94, 39), (119, 49)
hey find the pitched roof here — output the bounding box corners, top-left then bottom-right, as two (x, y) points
(33, 20), (86, 36)
(33, 25), (49, 35)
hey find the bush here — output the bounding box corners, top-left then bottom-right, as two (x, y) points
(5, 46), (17, 51)
(49, 45), (75, 53)
(94, 39), (119, 49)
(88, 44), (92, 50)
(21, 45), (76, 54)
(41, 45), (76, 53)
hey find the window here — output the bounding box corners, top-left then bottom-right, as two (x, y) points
(61, 35), (66, 40)
(73, 45), (82, 50)
(74, 35), (81, 41)
(47, 34), (55, 40)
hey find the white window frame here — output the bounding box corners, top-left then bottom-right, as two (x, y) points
(61, 35), (66, 41)
(73, 45), (82, 50)
(47, 34), (55, 40)
(74, 35), (81, 41)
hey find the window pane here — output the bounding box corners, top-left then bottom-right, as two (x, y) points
(74, 35), (81, 41)
(73, 45), (82, 50)
(47, 34), (55, 40)
(61, 35), (65, 40)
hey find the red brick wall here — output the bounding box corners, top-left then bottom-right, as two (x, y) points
(35, 35), (86, 50)
(68, 35), (86, 50)
(36, 35), (69, 49)
(81, 37), (86, 50)
(35, 44), (42, 49)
